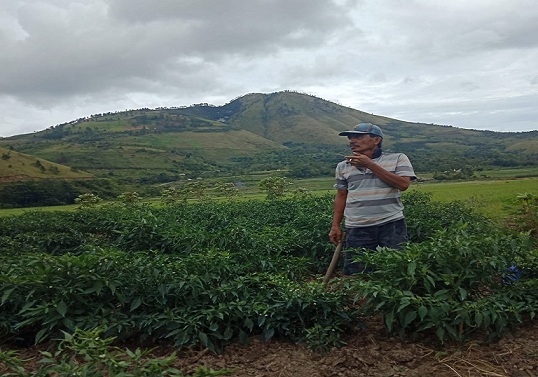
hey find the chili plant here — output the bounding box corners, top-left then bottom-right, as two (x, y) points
(346, 223), (537, 343)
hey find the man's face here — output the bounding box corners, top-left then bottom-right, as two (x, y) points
(348, 134), (380, 154)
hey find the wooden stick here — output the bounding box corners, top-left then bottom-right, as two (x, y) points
(323, 239), (344, 285)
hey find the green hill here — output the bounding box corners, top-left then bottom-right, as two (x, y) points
(1, 91), (536, 185)
(0, 147), (93, 182)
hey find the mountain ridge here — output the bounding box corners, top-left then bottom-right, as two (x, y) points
(0, 91), (536, 184)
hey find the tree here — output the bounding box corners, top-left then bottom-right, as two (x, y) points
(75, 193), (103, 209)
(215, 182), (240, 201)
(257, 176), (292, 200)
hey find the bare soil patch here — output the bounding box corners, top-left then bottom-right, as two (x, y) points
(4, 317), (538, 377)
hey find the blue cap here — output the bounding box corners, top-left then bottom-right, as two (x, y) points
(339, 123), (384, 138)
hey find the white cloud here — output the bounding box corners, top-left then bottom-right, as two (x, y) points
(1, 0), (537, 137)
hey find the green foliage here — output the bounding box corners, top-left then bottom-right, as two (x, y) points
(0, 196), (358, 350)
(184, 181), (209, 201)
(32, 160), (46, 173)
(214, 182), (240, 200)
(302, 323), (347, 353)
(160, 182), (211, 205)
(347, 222), (537, 343)
(432, 166), (475, 180)
(0, 251), (354, 353)
(0, 327), (231, 376)
(75, 193), (103, 209)
(506, 193), (538, 241)
(257, 176), (292, 200)
(402, 190), (489, 242)
(0, 179), (121, 208)
(2, 92), (536, 189)
(117, 191), (143, 206)
(0, 192), (537, 354)
(160, 187), (189, 205)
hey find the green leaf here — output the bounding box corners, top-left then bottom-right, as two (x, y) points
(446, 325), (459, 340)
(425, 275), (436, 289)
(62, 317), (75, 330)
(407, 261), (417, 277)
(1, 287), (15, 306)
(403, 311), (417, 328)
(258, 315), (266, 327)
(198, 332), (209, 347)
(35, 328), (48, 344)
(474, 311), (483, 327)
(244, 318), (254, 331)
(108, 281), (117, 295)
(418, 306), (428, 321)
(385, 311), (394, 332)
(397, 301), (410, 313)
(435, 327), (445, 342)
(238, 330), (249, 345)
(263, 327), (275, 341)
(223, 326), (233, 340)
(130, 297), (142, 311)
(56, 300), (67, 317)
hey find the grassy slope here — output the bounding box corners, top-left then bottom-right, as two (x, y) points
(0, 147), (93, 181)
(410, 178), (537, 220)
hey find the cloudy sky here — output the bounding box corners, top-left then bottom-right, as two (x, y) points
(1, 0), (537, 137)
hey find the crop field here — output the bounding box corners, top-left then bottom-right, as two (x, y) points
(0, 190), (537, 375)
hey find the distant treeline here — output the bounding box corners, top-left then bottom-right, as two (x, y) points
(0, 179), (121, 208)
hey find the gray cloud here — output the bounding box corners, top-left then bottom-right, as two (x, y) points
(1, 0), (537, 137)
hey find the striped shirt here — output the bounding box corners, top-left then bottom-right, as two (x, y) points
(334, 152), (415, 227)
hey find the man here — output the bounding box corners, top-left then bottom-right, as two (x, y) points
(329, 123), (416, 275)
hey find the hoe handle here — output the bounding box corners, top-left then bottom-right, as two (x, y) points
(323, 239), (344, 285)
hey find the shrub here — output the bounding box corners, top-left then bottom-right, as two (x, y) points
(506, 193), (538, 241)
(0, 250), (357, 352)
(346, 224), (537, 342)
(1, 193), (537, 352)
(0, 327), (232, 376)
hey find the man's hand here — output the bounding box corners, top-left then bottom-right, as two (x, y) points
(329, 226), (343, 245)
(345, 154), (372, 168)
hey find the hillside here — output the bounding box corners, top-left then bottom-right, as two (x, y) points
(0, 147), (93, 182)
(0, 91), (536, 184)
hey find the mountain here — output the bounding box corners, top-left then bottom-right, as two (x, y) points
(1, 91), (537, 185)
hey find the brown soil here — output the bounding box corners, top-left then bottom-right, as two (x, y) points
(0, 175), (33, 183)
(4, 317), (538, 377)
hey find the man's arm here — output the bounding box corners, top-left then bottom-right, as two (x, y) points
(329, 189), (347, 245)
(366, 162), (411, 191)
(346, 155), (411, 191)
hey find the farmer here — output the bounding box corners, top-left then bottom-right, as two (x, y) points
(328, 123), (416, 275)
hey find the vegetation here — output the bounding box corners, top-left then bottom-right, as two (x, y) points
(1, 91), (536, 373)
(0, 327), (231, 376)
(257, 176), (293, 200)
(411, 177), (538, 220)
(506, 193), (538, 241)
(0, 179), (123, 208)
(0, 147), (94, 182)
(348, 192), (538, 342)
(1, 92), (536, 192)
(0, 191), (536, 371)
